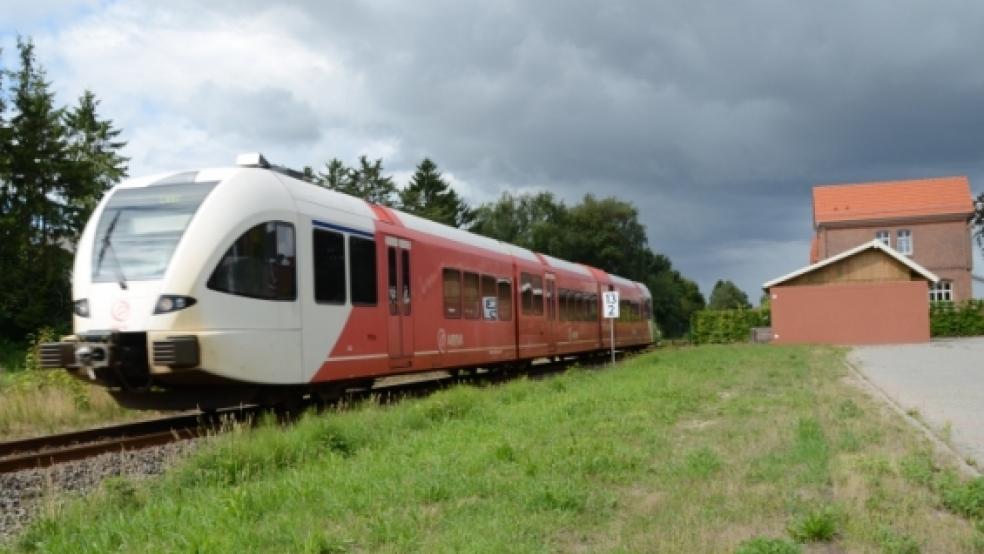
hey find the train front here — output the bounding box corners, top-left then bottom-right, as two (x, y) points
(37, 161), (300, 407)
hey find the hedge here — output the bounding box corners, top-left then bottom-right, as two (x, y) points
(690, 308), (770, 345)
(930, 300), (984, 337)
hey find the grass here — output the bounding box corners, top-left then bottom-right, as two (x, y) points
(7, 344), (984, 552)
(0, 331), (155, 440)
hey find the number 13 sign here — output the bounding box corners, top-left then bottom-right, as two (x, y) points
(603, 291), (620, 319)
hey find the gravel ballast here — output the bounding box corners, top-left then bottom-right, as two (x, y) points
(0, 440), (200, 542)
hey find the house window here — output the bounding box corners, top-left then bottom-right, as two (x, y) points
(929, 280), (953, 302)
(896, 229), (913, 255)
(874, 230), (889, 246)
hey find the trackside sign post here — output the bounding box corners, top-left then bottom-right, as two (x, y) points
(602, 291), (619, 364)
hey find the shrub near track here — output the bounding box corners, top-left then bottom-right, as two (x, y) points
(11, 346), (984, 552)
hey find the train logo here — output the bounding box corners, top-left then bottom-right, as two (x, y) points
(437, 328), (447, 353)
(110, 299), (131, 322)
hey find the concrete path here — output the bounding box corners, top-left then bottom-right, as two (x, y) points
(849, 338), (984, 467)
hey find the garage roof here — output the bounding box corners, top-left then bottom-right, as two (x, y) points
(763, 239), (939, 289)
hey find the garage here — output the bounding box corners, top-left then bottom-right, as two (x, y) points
(763, 239), (938, 345)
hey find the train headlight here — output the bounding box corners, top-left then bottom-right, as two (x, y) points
(73, 299), (90, 318)
(154, 295), (197, 314)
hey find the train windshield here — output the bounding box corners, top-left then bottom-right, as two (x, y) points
(91, 182), (217, 283)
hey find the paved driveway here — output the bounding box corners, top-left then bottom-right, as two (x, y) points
(849, 338), (984, 466)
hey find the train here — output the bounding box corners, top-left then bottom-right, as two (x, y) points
(39, 153), (655, 409)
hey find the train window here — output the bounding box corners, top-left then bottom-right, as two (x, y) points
(481, 275), (496, 320)
(387, 247), (398, 315)
(575, 292), (586, 321)
(559, 289), (568, 321)
(313, 229), (345, 304)
(521, 273), (533, 314)
(208, 221), (296, 301)
(402, 249), (411, 316)
(643, 299), (652, 320)
(463, 272), (480, 319)
(520, 273), (543, 316)
(590, 294), (599, 320)
(349, 236), (377, 305)
(546, 280), (555, 320)
(443, 268), (461, 318)
(497, 279), (512, 321)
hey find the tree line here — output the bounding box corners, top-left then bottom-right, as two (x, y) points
(0, 38), (705, 341)
(0, 39), (128, 339)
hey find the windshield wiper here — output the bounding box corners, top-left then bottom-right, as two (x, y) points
(96, 210), (128, 290)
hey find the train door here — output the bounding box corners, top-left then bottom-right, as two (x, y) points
(545, 274), (557, 355)
(385, 236), (414, 368)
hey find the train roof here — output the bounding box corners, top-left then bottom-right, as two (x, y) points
(124, 156), (651, 295)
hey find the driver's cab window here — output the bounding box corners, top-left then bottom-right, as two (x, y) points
(208, 221), (296, 300)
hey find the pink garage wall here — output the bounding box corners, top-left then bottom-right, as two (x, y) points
(770, 281), (930, 345)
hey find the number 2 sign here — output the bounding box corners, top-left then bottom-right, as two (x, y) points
(603, 291), (620, 319)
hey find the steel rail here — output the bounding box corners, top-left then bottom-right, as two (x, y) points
(0, 407), (260, 474)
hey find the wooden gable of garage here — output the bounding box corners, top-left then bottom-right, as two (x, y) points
(764, 239), (938, 289)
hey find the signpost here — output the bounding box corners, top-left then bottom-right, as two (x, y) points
(602, 290), (619, 364)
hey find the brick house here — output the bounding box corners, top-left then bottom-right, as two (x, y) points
(811, 176), (975, 302)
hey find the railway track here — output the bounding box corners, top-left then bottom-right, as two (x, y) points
(0, 351), (637, 475)
(0, 406), (261, 474)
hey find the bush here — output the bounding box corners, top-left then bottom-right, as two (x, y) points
(735, 537), (801, 554)
(787, 505), (839, 542)
(690, 308), (770, 344)
(940, 477), (984, 520)
(5, 328), (90, 408)
(930, 300), (984, 337)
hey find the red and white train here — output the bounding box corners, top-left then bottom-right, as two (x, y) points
(41, 154), (654, 408)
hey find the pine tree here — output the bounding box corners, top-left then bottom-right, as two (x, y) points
(63, 90), (128, 236)
(316, 158), (349, 190)
(398, 158), (474, 227)
(0, 38), (128, 338)
(707, 280), (751, 310)
(1, 38), (73, 336)
(331, 155), (397, 206)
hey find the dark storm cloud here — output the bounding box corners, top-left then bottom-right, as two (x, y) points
(183, 1), (984, 295)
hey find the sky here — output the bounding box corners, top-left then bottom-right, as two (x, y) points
(3, 0), (984, 300)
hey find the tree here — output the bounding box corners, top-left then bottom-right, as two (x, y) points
(316, 158), (349, 190)
(0, 38), (127, 339)
(470, 191), (568, 251)
(320, 155), (396, 206)
(398, 158), (474, 227)
(707, 280), (752, 310)
(62, 90), (128, 235)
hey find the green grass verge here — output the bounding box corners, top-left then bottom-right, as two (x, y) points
(0, 330), (151, 439)
(8, 345), (983, 552)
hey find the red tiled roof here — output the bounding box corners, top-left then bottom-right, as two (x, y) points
(813, 176), (974, 226)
